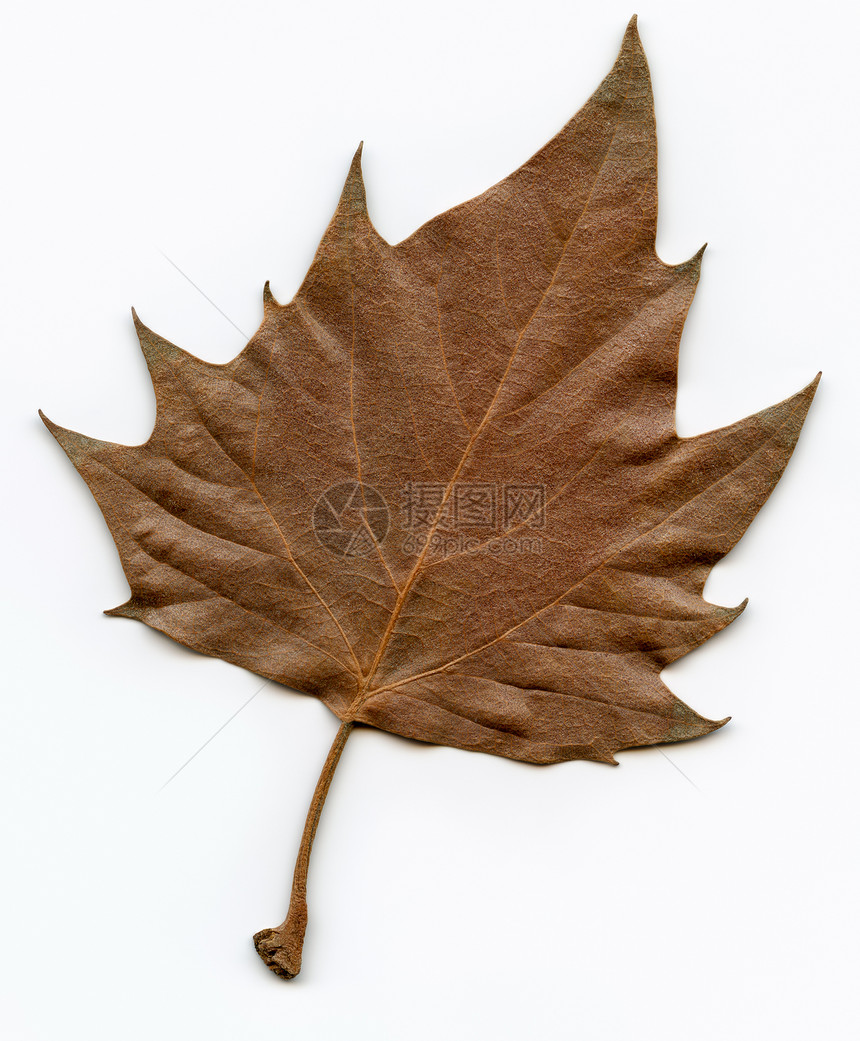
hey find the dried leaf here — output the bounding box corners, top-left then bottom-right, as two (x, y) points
(42, 17), (818, 979)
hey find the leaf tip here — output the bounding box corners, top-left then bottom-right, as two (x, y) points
(348, 141), (365, 180)
(623, 13), (643, 48)
(263, 280), (281, 312)
(688, 243), (707, 271)
(39, 409), (62, 438)
(131, 307), (152, 339)
(129, 309), (183, 375)
(793, 371), (822, 413)
(667, 243), (706, 279)
(700, 715), (731, 735)
(344, 142), (367, 203)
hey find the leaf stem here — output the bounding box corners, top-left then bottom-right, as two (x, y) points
(253, 719), (353, 979)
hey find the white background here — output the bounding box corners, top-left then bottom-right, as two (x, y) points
(2, 1), (858, 1038)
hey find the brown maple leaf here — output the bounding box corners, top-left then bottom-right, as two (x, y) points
(41, 17), (818, 979)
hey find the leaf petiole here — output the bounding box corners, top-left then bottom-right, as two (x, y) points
(253, 720), (353, 979)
